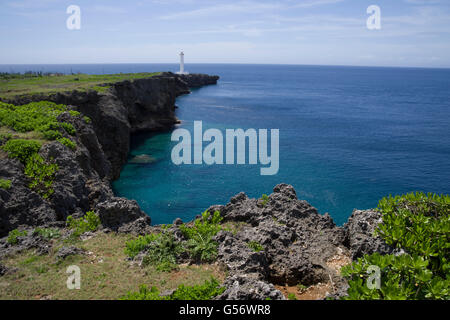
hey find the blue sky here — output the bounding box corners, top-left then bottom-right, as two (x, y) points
(1, 0), (450, 67)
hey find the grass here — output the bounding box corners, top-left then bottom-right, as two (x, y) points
(0, 232), (225, 300)
(0, 72), (161, 100)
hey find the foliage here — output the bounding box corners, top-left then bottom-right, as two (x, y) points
(124, 233), (161, 258)
(66, 211), (101, 237)
(0, 179), (12, 190)
(171, 278), (225, 300)
(287, 293), (297, 300)
(179, 211), (223, 262)
(33, 227), (61, 240)
(376, 192), (449, 275)
(121, 278), (224, 300)
(60, 122), (76, 136)
(341, 192), (450, 300)
(57, 137), (76, 150)
(247, 240), (264, 252)
(68, 110), (81, 117)
(260, 194), (269, 206)
(341, 253), (448, 300)
(1, 139), (42, 163)
(83, 116), (91, 124)
(142, 232), (182, 272)
(7, 229), (28, 245)
(24, 154), (58, 199)
(0, 101), (74, 139)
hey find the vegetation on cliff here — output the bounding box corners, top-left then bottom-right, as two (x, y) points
(0, 101), (84, 198)
(0, 72), (160, 100)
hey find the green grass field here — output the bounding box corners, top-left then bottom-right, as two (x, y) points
(0, 72), (161, 100)
(0, 232), (225, 300)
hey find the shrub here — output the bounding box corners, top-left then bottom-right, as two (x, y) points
(247, 241), (264, 252)
(60, 122), (76, 136)
(41, 129), (62, 140)
(57, 137), (76, 150)
(171, 278), (225, 300)
(66, 211), (101, 237)
(142, 232), (182, 272)
(376, 192), (449, 275)
(260, 194), (269, 206)
(69, 110), (81, 117)
(7, 229), (28, 245)
(179, 211), (222, 262)
(1, 139), (42, 163)
(288, 293), (297, 300)
(0, 101), (67, 134)
(83, 116), (91, 124)
(124, 233), (160, 258)
(341, 192), (450, 300)
(121, 278), (224, 300)
(0, 179), (11, 190)
(24, 154), (58, 199)
(33, 227), (61, 240)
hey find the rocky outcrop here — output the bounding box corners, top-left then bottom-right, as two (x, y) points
(95, 197), (151, 234)
(56, 246), (85, 259)
(216, 275), (286, 300)
(0, 72), (219, 237)
(207, 184), (349, 299)
(344, 209), (394, 259)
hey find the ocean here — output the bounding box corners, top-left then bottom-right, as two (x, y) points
(2, 63), (449, 225)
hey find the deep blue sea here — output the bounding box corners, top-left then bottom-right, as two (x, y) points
(2, 63), (449, 225)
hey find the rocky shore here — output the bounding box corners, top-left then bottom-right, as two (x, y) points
(0, 71), (393, 299)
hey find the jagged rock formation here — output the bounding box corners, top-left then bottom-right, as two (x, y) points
(0, 73), (219, 237)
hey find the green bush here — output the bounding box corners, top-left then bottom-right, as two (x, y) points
(83, 116), (91, 124)
(260, 194), (269, 206)
(376, 192), (449, 274)
(60, 122), (76, 135)
(124, 233), (161, 258)
(69, 110), (81, 117)
(142, 232), (182, 272)
(1, 139), (42, 163)
(24, 154), (58, 199)
(41, 129), (62, 140)
(288, 293), (297, 300)
(7, 229), (28, 245)
(247, 241), (264, 252)
(179, 211), (222, 262)
(121, 278), (224, 300)
(66, 211), (101, 237)
(341, 192), (450, 300)
(33, 227), (61, 240)
(0, 179), (11, 190)
(57, 137), (76, 150)
(0, 101), (66, 134)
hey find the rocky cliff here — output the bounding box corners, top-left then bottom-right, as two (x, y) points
(0, 73), (219, 237)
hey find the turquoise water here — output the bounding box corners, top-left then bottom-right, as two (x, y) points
(2, 63), (449, 225)
(112, 64), (450, 225)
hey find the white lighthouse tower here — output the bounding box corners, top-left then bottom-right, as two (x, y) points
(176, 51), (189, 75)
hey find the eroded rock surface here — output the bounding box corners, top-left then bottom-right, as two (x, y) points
(211, 184), (350, 299)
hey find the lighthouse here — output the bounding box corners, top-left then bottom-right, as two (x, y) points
(176, 51), (189, 75)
